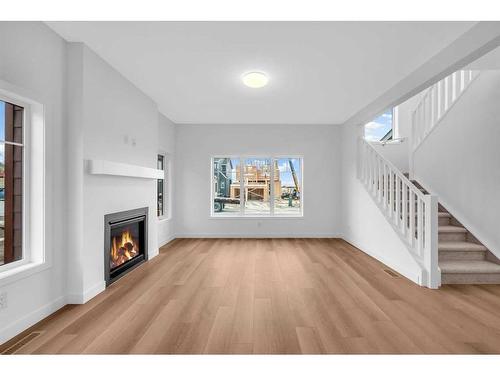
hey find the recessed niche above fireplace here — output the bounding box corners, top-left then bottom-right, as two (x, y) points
(104, 207), (149, 286)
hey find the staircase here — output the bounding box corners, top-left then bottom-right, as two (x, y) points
(358, 138), (440, 288)
(410, 180), (500, 284)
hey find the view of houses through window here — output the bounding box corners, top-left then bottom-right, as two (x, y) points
(157, 154), (165, 217)
(0, 99), (24, 267)
(212, 157), (302, 216)
(364, 108), (394, 142)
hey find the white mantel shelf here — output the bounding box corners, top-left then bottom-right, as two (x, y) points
(87, 159), (164, 179)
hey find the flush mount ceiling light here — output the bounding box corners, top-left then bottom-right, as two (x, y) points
(242, 71), (269, 88)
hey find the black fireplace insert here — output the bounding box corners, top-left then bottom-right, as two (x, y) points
(104, 207), (148, 286)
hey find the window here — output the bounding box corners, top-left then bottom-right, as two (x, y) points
(364, 108), (394, 142)
(0, 100), (24, 267)
(211, 156), (302, 217)
(157, 154), (165, 217)
(274, 158), (302, 215)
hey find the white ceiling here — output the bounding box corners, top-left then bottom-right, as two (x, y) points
(47, 21), (475, 125)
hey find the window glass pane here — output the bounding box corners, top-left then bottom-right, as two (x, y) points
(243, 158), (271, 215)
(0, 141), (4, 265)
(274, 158), (302, 215)
(1, 100), (23, 267)
(157, 155), (165, 217)
(213, 158), (240, 215)
(157, 154), (164, 170)
(364, 108), (393, 142)
(0, 101), (4, 142)
(157, 178), (164, 216)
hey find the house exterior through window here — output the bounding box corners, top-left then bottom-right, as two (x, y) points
(212, 156), (302, 217)
(0, 100), (24, 267)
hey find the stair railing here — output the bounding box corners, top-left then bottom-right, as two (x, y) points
(411, 69), (479, 151)
(358, 137), (440, 288)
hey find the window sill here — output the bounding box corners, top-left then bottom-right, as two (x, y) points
(209, 214), (304, 220)
(0, 261), (50, 287)
(157, 216), (172, 223)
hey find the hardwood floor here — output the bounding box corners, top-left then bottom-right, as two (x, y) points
(3, 238), (500, 354)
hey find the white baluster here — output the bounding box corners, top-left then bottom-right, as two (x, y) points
(443, 76), (449, 112)
(402, 182), (407, 236)
(417, 197), (423, 256)
(409, 191), (415, 247)
(437, 80), (442, 121)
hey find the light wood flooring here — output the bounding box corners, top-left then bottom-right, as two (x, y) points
(3, 238), (500, 354)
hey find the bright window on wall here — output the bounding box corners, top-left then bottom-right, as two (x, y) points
(364, 108), (395, 142)
(157, 154), (165, 217)
(211, 156), (302, 217)
(0, 100), (24, 267)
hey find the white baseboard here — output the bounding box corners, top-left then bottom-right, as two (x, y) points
(341, 235), (423, 286)
(175, 233), (341, 239)
(159, 235), (176, 247)
(66, 280), (105, 305)
(0, 295), (66, 345)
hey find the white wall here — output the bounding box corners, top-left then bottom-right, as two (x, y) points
(175, 124), (342, 237)
(372, 141), (409, 173)
(413, 70), (500, 258)
(158, 114), (176, 246)
(396, 91), (425, 139)
(340, 123), (424, 284)
(0, 22), (68, 342)
(466, 45), (500, 70)
(66, 43), (160, 302)
(0, 24), (171, 343)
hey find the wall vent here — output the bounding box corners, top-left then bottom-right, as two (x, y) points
(383, 269), (400, 278)
(1, 331), (43, 354)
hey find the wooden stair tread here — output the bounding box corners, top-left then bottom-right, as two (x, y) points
(438, 212), (451, 218)
(438, 241), (487, 252)
(439, 260), (500, 274)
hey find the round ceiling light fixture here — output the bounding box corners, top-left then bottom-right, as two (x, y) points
(242, 71), (269, 88)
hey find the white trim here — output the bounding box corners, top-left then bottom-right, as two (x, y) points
(0, 82), (46, 278)
(0, 295), (66, 345)
(156, 152), (167, 219)
(175, 233), (340, 238)
(65, 280), (105, 305)
(159, 235), (176, 248)
(0, 261), (50, 287)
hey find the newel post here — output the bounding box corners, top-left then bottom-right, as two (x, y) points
(424, 194), (440, 288)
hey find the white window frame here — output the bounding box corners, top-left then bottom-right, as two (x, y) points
(157, 152), (166, 219)
(0, 82), (46, 285)
(210, 155), (303, 218)
(157, 151), (172, 221)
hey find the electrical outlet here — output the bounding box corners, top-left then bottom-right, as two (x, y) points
(0, 292), (7, 310)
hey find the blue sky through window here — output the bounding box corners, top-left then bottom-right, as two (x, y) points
(277, 158), (301, 187)
(364, 109), (393, 141)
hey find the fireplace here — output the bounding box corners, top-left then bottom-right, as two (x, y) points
(104, 207), (148, 286)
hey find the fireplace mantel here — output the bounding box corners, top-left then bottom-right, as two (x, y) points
(87, 159), (164, 179)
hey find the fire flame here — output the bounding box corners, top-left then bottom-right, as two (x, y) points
(110, 228), (139, 269)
